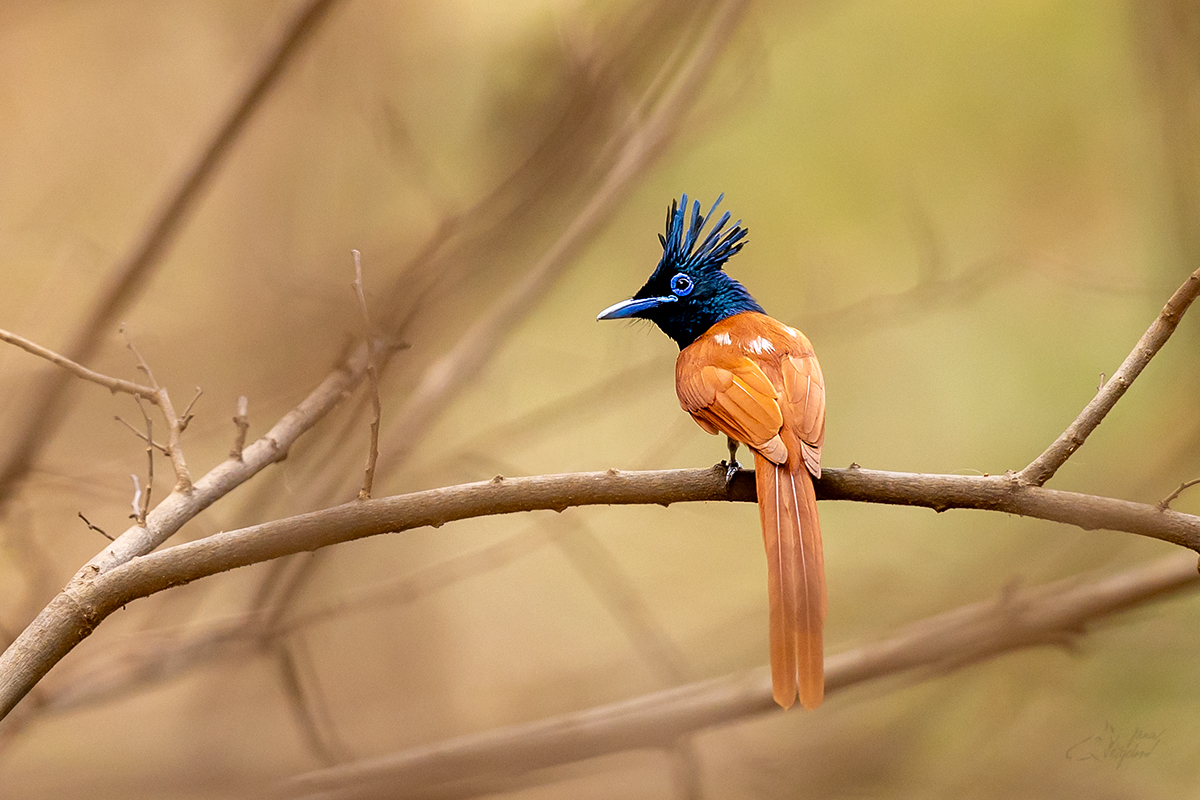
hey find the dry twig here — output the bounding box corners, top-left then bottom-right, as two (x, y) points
(76, 513), (113, 543)
(351, 250), (381, 501)
(0, 328), (158, 402)
(1160, 478), (1200, 510)
(113, 415), (169, 454)
(1021, 266), (1200, 486)
(230, 396), (250, 461)
(132, 399), (154, 525)
(120, 326), (192, 491)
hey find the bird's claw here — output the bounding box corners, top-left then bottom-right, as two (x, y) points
(722, 459), (743, 487)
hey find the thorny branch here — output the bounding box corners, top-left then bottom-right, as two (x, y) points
(1, 463), (1199, 723)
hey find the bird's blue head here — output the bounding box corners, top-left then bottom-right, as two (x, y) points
(597, 193), (763, 349)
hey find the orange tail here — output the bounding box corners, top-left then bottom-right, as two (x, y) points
(755, 451), (825, 710)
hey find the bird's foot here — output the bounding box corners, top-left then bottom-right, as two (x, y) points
(723, 436), (743, 487)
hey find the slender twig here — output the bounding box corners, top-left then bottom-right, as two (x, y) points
(113, 416), (169, 454)
(121, 326), (192, 491)
(230, 396), (250, 460)
(352, 250), (381, 501)
(120, 324), (160, 389)
(133, 399), (154, 525)
(179, 387), (203, 433)
(283, 555), (1200, 800)
(77, 513), (113, 543)
(0, 0), (343, 509)
(0, 328), (159, 402)
(129, 474), (144, 526)
(1020, 266), (1200, 486)
(1160, 478), (1200, 510)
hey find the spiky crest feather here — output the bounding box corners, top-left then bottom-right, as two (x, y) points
(657, 193), (748, 277)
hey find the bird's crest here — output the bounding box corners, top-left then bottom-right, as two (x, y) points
(658, 193), (748, 275)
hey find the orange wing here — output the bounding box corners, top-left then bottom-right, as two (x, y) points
(675, 312), (826, 710)
(675, 347), (788, 465)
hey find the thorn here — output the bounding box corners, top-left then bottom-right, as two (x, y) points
(491, 475), (504, 484)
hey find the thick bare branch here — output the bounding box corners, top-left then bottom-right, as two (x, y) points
(2, 464), (1198, 723)
(283, 555), (1199, 800)
(1021, 266), (1200, 486)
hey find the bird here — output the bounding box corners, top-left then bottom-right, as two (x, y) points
(597, 194), (826, 710)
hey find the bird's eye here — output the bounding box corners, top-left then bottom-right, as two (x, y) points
(670, 273), (694, 297)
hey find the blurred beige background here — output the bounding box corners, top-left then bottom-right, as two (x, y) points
(1, 1), (1199, 797)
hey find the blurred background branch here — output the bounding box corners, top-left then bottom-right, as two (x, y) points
(284, 555), (1200, 800)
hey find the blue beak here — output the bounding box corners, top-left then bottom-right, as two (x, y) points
(596, 295), (676, 321)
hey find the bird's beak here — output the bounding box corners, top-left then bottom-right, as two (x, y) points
(596, 295), (676, 321)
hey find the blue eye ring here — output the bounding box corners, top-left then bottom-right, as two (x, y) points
(670, 273), (694, 297)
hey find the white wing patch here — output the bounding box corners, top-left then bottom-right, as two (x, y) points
(784, 326), (800, 338)
(743, 336), (775, 355)
(712, 332), (732, 345)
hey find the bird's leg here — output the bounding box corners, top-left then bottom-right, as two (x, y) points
(724, 436), (742, 486)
